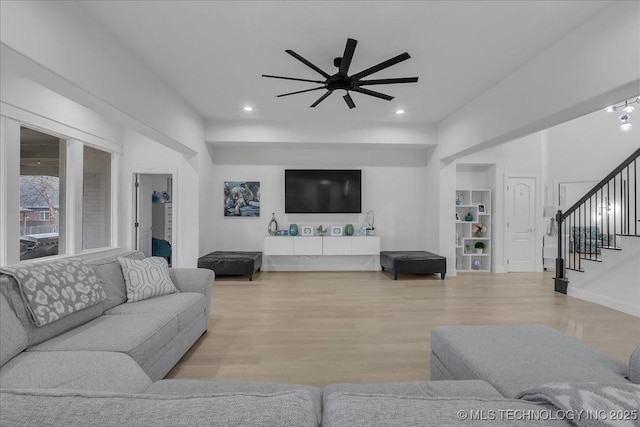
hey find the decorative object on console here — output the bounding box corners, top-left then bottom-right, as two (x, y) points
(465, 212), (473, 222)
(364, 210), (375, 235)
(152, 191), (161, 204)
(357, 226), (367, 236)
(267, 213), (278, 236)
(301, 225), (314, 236)
(331, 225), (344, 236)
(224, 181), (260, 217)
(456, 194), (462, 205)
(161, 191), (171, 203)
(477, 204), (486, 213)
(316, 225), (328, 236)
(472, 223), (487, 237)
(464, 245), (471, 254)
(289, 224), (298, 236)
(474, 241), (485, 254)
(275, 230), (288, 236)
(345, 224), (354, 236)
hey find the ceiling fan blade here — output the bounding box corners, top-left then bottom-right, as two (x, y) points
(356, 77), (419, 86)
(350, 52), (411, 80)
(286, 49), (331, 79)
(262, 74), (326, 84)
(276, 86), (326, 97)
(310, 90), (333, 108)
(343, 93), (356, 109)
(351, 87), (394, 101)
(339, 38), (358, 75)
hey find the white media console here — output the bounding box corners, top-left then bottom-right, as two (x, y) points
(263, 236), (380, 271)
(264, 236), (380, 256)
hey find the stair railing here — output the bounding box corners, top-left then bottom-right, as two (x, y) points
(555, 147), (640, 293)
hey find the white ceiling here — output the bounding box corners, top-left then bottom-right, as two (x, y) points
(80, 1), (611, 125)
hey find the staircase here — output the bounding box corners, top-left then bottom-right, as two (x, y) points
(554, 148), (640, 316)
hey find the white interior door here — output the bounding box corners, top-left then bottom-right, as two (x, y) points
(135, 174), (153, 257)
(506, 177), (536, 272)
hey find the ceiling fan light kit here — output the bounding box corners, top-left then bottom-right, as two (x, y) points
(262, 38), (419, 109)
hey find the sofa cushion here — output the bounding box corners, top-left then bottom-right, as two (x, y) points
(0, 259), (106, 326)
(28, 313), (178, 371)
(630, 345), (640, 383)
(0, 293), (27, 367)
(118, 257), (177, 303)
(323, 380), (503, 405)
(0, 275), (104, 347)
(104, 293), (206, 331)
(431, 325), (628, 397)
(322, 393), (568, 427)
(0, 388), (319, 427)
(147, 379), (322, 423)
(146, 379), (322, 423)
(0, 351), (151, 393)
(87, 250), (145, 311)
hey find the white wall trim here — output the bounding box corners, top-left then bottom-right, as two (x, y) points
(1, 102), (122, 154)
(568, 288), (640, 318)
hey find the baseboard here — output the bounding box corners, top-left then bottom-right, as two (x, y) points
(568, 287), (640, 317)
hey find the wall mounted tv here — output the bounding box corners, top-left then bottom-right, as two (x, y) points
(285, 169), (362, 214)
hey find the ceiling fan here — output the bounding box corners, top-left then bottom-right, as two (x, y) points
(262, 38), (418, 109)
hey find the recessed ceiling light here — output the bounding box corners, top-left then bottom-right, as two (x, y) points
(395, 109), (405, 115)
(243, 106), (253, 112)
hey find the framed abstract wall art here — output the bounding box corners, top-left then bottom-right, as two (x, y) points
(224, 181), (260, 217)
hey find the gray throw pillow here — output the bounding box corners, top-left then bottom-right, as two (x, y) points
(117, 257), (177, 303)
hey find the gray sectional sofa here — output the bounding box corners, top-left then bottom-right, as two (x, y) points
(1, 251), (639, 426)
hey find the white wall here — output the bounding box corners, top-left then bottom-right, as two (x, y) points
(120, 131), (203, 267)
(1, 1), (213, 267)
(436, 0), (639, 161)
(567, 236), (640, 317)
(544, 105), (639, 206)
(1, 0), (203, 156)
(205, 145), (431, 269)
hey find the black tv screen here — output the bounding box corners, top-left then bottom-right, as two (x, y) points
(285, 169), (362, 214)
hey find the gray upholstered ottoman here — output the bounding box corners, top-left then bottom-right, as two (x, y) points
(430, 325), (629, 397)
(380, 251), (446, 280)
(197, 251), (262, 281)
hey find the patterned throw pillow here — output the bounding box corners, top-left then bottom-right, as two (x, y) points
(117, 257), (178, 303)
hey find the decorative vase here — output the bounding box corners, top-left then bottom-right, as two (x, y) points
(289, 223), (298, 236)
(152, 191), (161, 203)
(366, 229), (375, 236)
(473, 259), (481, 270)
(345, 224), (354, 236)
(476, 248), (483, 254)
(465, 212), (473, 221)
(268, 213), (278, 236)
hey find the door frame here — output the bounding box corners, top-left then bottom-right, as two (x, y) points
(505, 175), (540, 272)
(132, 169), (177, 263)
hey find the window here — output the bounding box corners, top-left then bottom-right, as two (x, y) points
(82, 146), (111, 250)
(19, 127), (65, 260)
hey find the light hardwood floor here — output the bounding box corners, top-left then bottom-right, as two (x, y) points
(166, 270), (640, 388)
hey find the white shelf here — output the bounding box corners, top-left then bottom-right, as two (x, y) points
(455, 189), (492, 273)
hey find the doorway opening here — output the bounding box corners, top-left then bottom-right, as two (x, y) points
(134, 174), (173, 266)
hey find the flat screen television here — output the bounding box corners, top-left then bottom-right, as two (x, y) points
(285, 169), (362, 214)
